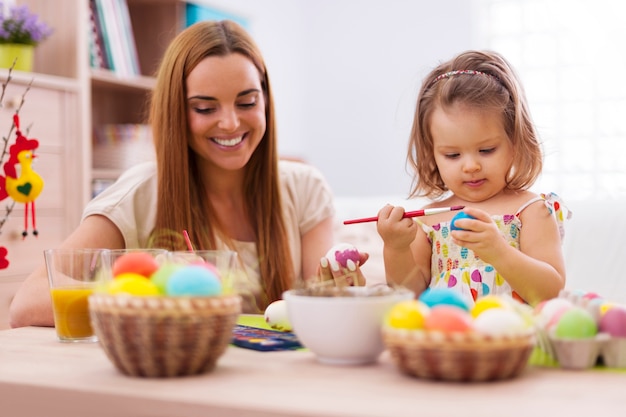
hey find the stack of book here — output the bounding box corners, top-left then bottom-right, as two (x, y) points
(92, 124), (154, 170)
(88, 0), (140, 77)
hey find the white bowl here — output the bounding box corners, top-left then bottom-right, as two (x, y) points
(283, 286), (414, 365)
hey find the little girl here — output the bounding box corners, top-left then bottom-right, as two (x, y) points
(376, 50), (570, 307)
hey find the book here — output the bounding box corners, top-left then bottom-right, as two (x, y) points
(88, 0), (108, 69)
(93, 0), (116, 72)
(115, 0), (140, 75)
(94, 0), (139, 76)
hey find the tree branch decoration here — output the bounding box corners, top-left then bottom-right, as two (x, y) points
(0, 61), (45, 270)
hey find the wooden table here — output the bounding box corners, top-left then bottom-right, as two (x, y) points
(0, 327), (624, 417)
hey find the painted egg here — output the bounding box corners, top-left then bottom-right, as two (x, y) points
(106, 273), (160, 296)
(386, 300), (430, 330)
(419, 288), (470, 311)
(536, 297), (574, 324)
(554, 307), (597, 339)
(264, 300), (292, 331)
(149, 262), (182, 294)
(474, 308), (528, 336)
(424, 305), (473, 333)
(599, 307), (626, 337)
(471, 295), (508, 318)
(112, 252), (160, 278)
(325, 242), (360, 270)
(450, 211), (476, 231)
(166, 265), (222, 297)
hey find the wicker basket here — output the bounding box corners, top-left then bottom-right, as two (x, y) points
(383, 327), (535, 382)
(89, 293), (241, 378)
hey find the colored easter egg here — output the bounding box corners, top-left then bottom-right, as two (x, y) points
(537, 297), (574, 324)
(450, 211), (476, 231)
(386, 300), (430, 330)
(112, 252), (160, 278)
(149, 262), (182, 294)
(599, 307), (626, 337)
(554, 307), (597, 339)
(473, 308), (528, 336)
(424, 305), (473, 333)
(166, 265), (222, 297)
(471, 295), (508, 318)
(545, 304), (573, 330)
(106, 273), (160, 296)
(264, 300), (292, 331)
(325, 242), (360, 269)
(419, 288), (470, 311)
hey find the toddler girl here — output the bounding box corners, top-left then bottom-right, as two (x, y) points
(377, 50), (570, 307)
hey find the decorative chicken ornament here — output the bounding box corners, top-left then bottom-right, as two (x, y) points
(3, 114), (44, 238)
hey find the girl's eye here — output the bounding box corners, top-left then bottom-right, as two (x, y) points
(445, 153), (460, 159)
(480, 147), (496, 154)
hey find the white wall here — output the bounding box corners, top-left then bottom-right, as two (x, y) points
(203, 0), (474, 197)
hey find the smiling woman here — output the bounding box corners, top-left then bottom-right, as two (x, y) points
(9, 20), (337, 328)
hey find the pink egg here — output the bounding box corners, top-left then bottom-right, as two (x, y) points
(582, 292), (602, 300)
(599, 307), (626, 337)
(424, 305), (473, 333)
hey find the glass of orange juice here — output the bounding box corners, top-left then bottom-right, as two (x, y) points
(44, 248), (111, 342)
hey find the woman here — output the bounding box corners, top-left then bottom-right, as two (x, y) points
(10, 20), (336, 326)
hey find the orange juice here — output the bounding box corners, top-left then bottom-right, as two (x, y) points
(50, 287), (95, 340)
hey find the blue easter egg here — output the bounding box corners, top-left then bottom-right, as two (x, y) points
(450, 211), (476, 231)
(419, 288), (471, 311)
(166, 265), (222, 297)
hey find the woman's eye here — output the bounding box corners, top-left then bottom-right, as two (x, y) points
(238, 101), (257, 109)
(193, 107), (216, 114)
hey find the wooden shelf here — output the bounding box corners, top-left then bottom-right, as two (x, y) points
(90, 68), (155, 91)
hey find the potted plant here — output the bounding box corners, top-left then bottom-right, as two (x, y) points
(0, 2), (53, 71)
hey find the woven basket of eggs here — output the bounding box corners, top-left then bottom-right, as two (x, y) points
(89, 250), (241, 378)
(382, 289), (536, 382)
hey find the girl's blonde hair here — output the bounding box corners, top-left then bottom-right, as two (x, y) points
(407, 50), (542, 199)
(148, 20), (292, 310)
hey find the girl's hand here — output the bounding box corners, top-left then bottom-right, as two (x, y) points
(450, 207), (508, 264)
(318, 250), (368, 287)
(376, 204), (418, 250)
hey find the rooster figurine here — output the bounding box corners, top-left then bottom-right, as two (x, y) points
(3, 114), (44, 238)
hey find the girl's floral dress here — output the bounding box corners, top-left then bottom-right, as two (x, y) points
(418, 193), (570, 306)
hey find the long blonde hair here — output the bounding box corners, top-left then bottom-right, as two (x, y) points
(408, 50), (543, 199)
(148, 20), (293, 309)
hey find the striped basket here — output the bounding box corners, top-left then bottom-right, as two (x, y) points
(383, 326), (535, 382)
(89, 293), (241, 377)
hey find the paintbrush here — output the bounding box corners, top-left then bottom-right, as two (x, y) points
(343, 205), (465, 225)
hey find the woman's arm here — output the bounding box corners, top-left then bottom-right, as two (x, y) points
(9, 215), (125, 328)
(301, 216), (335, 283)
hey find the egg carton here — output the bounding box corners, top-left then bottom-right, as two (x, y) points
(532, 289), (626, 370)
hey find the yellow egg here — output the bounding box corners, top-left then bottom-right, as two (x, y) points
(600, 302), (615, 315)
(106, 273), (160, 296)
(471, 295), (507, 318)
(386, 300), (430, 330)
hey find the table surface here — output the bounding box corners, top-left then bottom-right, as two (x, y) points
(0, 326), (624, 417)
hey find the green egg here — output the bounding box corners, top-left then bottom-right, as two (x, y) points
(554, 307), (597, 339)
(149, 262), (182, 295)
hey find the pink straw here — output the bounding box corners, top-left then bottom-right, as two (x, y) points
(182, 230), (194, 251)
